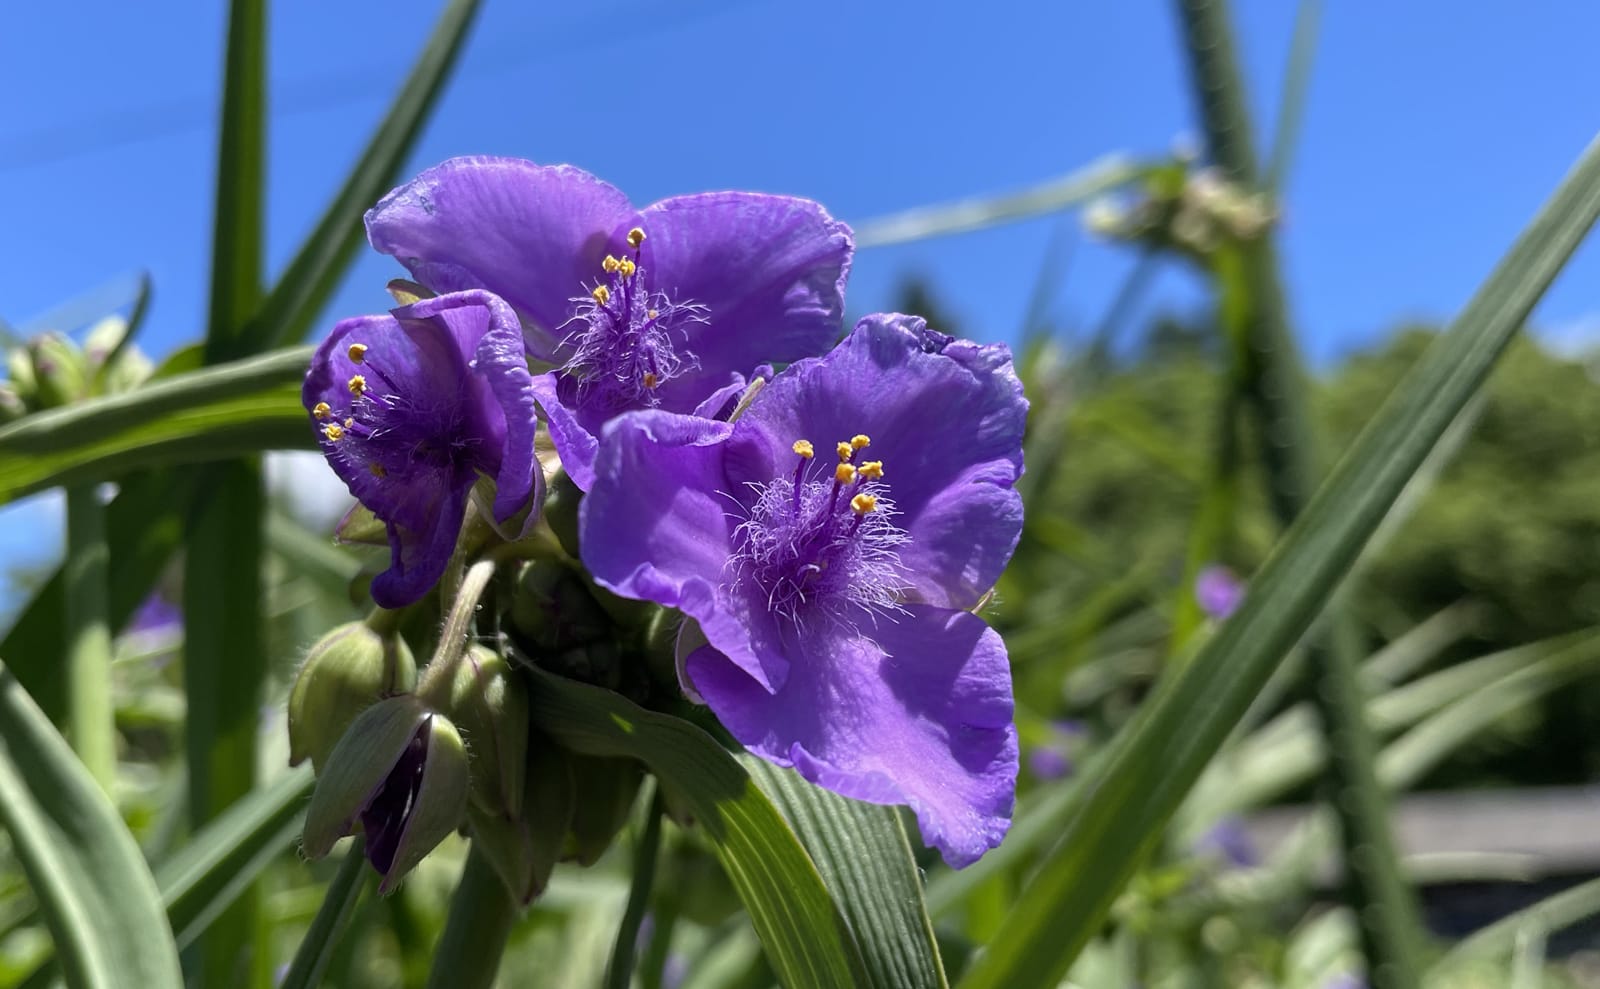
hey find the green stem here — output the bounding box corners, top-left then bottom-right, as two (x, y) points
(279, 838), (370, 989)
(426, 846), (518, 989)
(416, 559), (497, 707)
(606, 783), (665, 989)
(63, 484), (115, 790)
(1173, 1), (1427, 985)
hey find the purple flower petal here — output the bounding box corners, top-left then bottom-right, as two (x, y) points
(684, 604), (1017, 867)
(635, 191), (852, 401)
(365, 157), (639, 360)
(581, 410), (790, 692)
(733, 313), (1027, 609)
(1195, 564), (1245, 620)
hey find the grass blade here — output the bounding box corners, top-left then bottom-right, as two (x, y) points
(746, 759), (947, 989)
(954, 128), (1600, 989)
(252, 0), (481, 351)
(527, 667), (870, 988)
(0, 347), (312, 504)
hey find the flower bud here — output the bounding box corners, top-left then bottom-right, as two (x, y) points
(28, 332), (90, 409)
(444, 644), (530, 818)
(542, 470), (583, 558)
(0, 383), (24, 424)
(564, 754), (644, 866)
(302, 695), (470, 894)
(288, 621), (416, 771)
(507, 562), (611, 654)
(467, 740), (574, 904)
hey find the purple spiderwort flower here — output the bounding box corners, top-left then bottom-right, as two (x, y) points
(364, 156), (853, 489)
(1195, 564), (1245, 620)
(302, 290), (538, 608)
(581, 314), (1026, 867)
(1027, 719), (1086, 781)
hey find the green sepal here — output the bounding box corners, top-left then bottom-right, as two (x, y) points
(301, 694), (427, 859)
(380, 714), (470, 895)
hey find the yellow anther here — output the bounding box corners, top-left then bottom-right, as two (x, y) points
(347, 374), (367, 396)
(312, 401), (332, 420)
(602, 254), (621, 273)
(851, 434), (871, 450)
(322, 423), (345, 441)
(347, 342), (368, 363)
(836, 441), (853, 461)
(627, 227), (646, 248)
(792, 439), (815, 459)
(857, 460), (884, 480)
(851, 493), (878, 514)
(592, 285), (611, 305)
(642, 371), (660, 389)
(368, 462), (387, 478)
(835, 463), (857, 484)
(618, 257), (636, 278)
(344, 418), (354, 428)
(647, 308), (659, 320)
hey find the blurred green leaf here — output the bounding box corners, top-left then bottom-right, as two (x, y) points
(746, 758), (947, 989)
(0, 347), (312, 505)
(0, 663), (182, 988)
(955, 130), (1600, 989)
(158, 768), (313, 949)
(1437, 876), (1600, 969)
(279, 838), (369, 989)
(526, 667), (870, 988)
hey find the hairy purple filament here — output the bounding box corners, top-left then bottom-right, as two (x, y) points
(558, 240), (705, 414)
(727, 442), (908, 629)
(315, 347), (479, 483)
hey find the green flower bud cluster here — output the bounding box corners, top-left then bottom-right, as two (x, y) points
(2, 314), (154, 423)
(1084, 160), (1277, 261)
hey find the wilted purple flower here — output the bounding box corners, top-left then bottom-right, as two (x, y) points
(581, 314), (1026, 866)
(365, 156), (853, 489)
(1195, 564), (1245, 620)
(303, 290), (538, 608)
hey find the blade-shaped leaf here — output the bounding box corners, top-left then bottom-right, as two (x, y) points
(251, 0), (481, 351)
(745, 758), (948, 989)
(526, 667), (870, 988)
(955, 131), (1600, 989)
(0, 663), (182, 988)
(0, 347), (313, 505)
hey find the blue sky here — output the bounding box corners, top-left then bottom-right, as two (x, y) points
(5, 0), (1600, 614)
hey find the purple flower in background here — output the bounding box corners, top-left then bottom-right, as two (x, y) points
(302, 290), (538, 608)
(1028, 719), (1086, 781)
(365, 156), (854, 490)
(1195, 564), (1245, 620)
(1196, 816), (1259, 868)
(1322, 975), (1366, 989)
(581, 314), (1026, 866)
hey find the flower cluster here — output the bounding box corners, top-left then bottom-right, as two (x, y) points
(300, 157), (1027, 875)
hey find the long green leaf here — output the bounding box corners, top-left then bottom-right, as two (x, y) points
(0, 663), (182, 988)
(2, 470), (195, 723)
(527, 668), (870, 988)
(955, 130), (1600, 989)
(1438, 876), (1600, 968)
(252, 0), (481, 351)
(746, 759), (947, 989)
(204, 0), (266, 363)
(157, 768), (313, 949)
(279, 839), (370, 989)
(0, 347), (312, 505)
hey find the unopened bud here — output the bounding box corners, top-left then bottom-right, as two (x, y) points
(508, 562), (611, 654)
(302, 695), (470, 894)
(288, 620), (416, 771)
(444, 644), (530, 818)
(468, 739), (575, 904)
(564, 754), (644, 865)
(28, 333), (89, 409)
